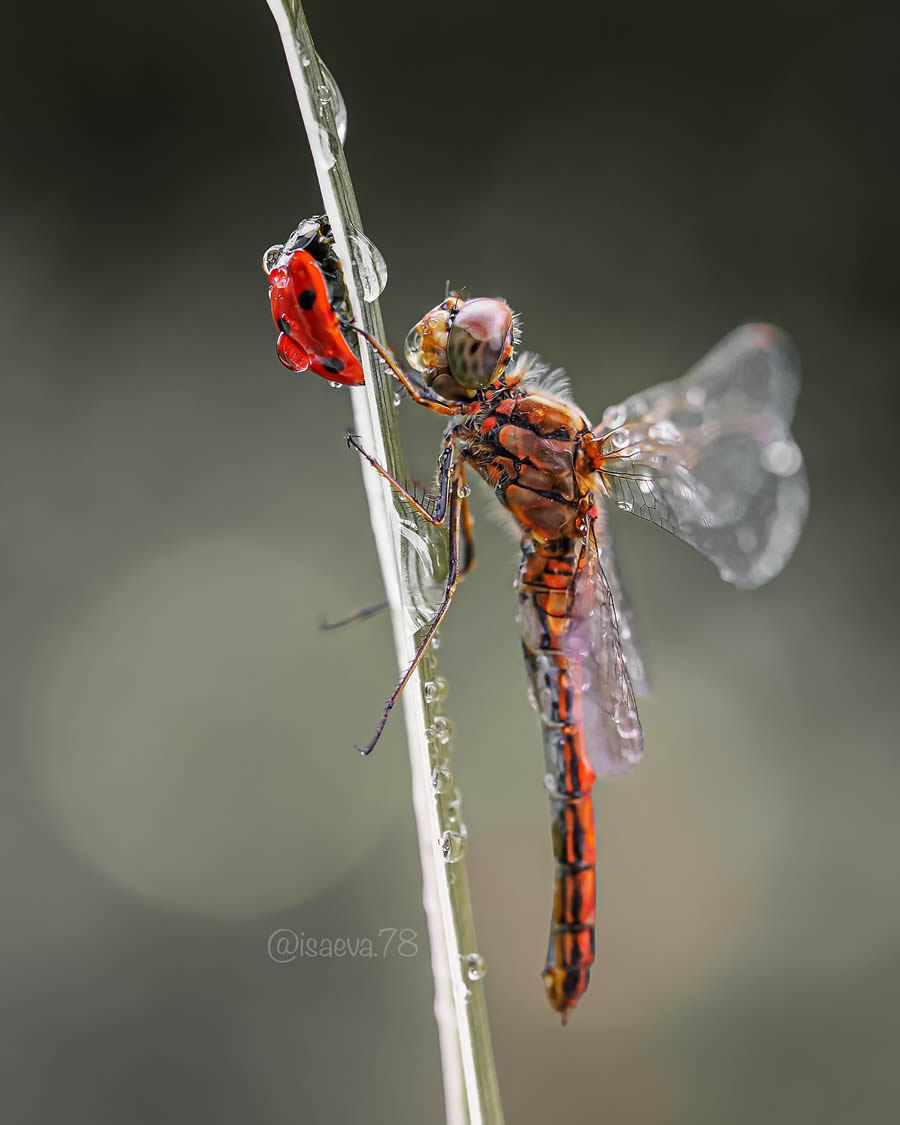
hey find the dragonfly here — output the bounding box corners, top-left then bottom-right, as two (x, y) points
(266, 248), (808, 1019)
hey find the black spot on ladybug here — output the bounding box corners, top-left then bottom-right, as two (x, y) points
(278, 316), (290, 335)
(321, 357), (345, 374)
(298, 288), (316, 310)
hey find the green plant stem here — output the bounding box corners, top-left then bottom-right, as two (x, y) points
(264, 4), (504, 1122)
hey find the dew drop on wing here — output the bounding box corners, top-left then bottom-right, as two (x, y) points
(602, 403), (627, 430)
(761, 439), (803, 477)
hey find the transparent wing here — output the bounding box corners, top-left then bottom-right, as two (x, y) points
(563, 535), (644, 777)
(594, 324), (809, 589)
(596, 531), (650, 695)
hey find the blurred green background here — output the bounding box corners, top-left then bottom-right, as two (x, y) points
(2, 1), (899, 1121)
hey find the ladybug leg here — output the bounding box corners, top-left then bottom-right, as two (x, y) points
(356, 472), (465, 756)
(343, 322), (463, 416)
(346, 432), (456, 526)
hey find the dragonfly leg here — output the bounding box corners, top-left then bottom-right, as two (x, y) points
(458, 463), (475, 578)
(357, 473), (464, 755)
(319, 600), (389, 631)
(347, 431), (455, 526)
(343, 322), (462, 416)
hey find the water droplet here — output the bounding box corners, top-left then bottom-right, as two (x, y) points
(602, 404), (627, 431)
(316, 124), (336, 170)
(685, 385), (706, 408)
(301, 54), (312, 68)
(737, 526), (758, 554)
(610, 427), (632, 450)
(431, 630), (441, 651)
(423, 676), (449, 704)
(349, 228), (388, 301)
(440, 829), (467, 862)
(431, 716), (454, 745)
(328, 381), (344, 389)
(393, 390), (403, 407)
(616, 712), (641, 739)
(618, 500), (634, 513)
(462, 953), (487, 981)
(648, 420), (681, 445)
(316, 57), (348, 144)
(268, 266), (290, 290)
(761, 439), (802, 477)
(446, 788), (463, 828)
(458, 484), (471, 499)
(262, 244), (283, 274)
(431, 765), (454, 794)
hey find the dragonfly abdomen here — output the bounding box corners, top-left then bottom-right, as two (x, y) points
(518, 536), (599, 1020)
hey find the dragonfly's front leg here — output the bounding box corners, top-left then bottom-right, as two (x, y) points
(347, 431), (455, 525)
(343, 322), (461, 416)
(356, 467), (465, 755)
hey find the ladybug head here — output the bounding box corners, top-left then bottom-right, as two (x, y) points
(404, 296), (519, 401)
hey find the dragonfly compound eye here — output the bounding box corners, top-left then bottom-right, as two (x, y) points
(447, 298), (513, 388)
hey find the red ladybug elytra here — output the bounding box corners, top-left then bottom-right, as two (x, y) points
(263, 217), (364, 386)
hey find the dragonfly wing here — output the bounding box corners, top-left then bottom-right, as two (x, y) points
(562, 537), (644, 777)
(594, 325), (809, 589)
(596, 531), (650, 696)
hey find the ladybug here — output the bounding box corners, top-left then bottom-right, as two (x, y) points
(263, 216), (364, 386)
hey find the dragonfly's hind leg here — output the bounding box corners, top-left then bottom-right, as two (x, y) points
(356, 472), (465, 756)
(319, 601), (389, 631)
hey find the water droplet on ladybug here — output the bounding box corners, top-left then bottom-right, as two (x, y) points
(262, 244), (284, 274)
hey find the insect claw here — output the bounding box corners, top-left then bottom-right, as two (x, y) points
(356, 744), (374, 757)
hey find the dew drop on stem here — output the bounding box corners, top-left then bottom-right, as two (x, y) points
(348, 227), (388, 301)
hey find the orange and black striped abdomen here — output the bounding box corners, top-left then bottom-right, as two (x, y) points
(517, 536), (598, 1020)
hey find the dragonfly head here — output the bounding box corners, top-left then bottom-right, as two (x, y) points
(405, 296), (520, 401)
